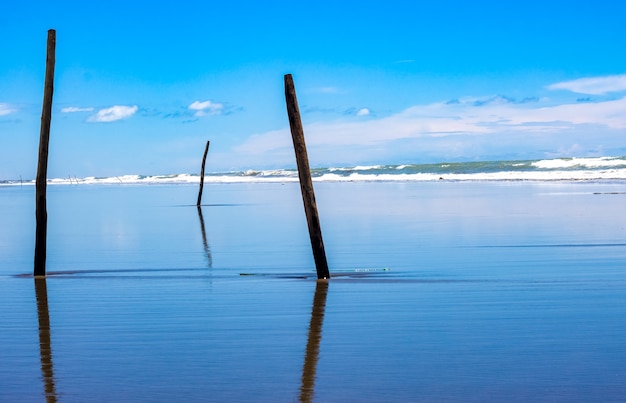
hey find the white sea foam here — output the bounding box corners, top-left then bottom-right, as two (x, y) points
(4, 169), (626, 186)
(4, 156), (626, 186)
(353, 165), (383, 170)
(315, 169), (626, 182)
(329, 165), (382, 172)
(532, 157), (626, 169)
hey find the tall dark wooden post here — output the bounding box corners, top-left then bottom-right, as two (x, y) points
(197, 140), (210, 207)
(284, 74), (330, 280)
(34, 29), (56, 277)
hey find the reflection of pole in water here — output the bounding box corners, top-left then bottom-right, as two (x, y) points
(197, 206), (213, 268)
(34, 278), (57, 403)
(300, 280), (329, 402)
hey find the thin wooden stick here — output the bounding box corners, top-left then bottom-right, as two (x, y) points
(197, 140), (210, 206)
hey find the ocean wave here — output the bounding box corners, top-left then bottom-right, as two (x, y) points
(328, 165), (384, 172)
(4, 156), (626, 186)
(531, 156), (626, 169)
(314, 170), (626, 182)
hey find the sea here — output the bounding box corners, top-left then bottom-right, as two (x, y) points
(3, 156), (626, 185)
(1, 156), (626, 402)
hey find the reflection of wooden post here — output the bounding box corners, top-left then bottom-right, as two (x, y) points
(196, 206), (213, 268)
(284, 74), (330, 280)
(196, 140), (210, 207)
(300, 280), (329, 401)
(34, 29), (56, 277)
(35, 278), (58, 402)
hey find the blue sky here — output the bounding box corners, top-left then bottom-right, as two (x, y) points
(2, 1), (626, 179)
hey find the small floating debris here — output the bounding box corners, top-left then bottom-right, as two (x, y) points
(353, 268), (391, 272)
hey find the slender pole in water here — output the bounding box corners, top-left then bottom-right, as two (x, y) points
(284, 74), (330, 280)
(34, 29), (56, 277)
(197, 140), (210, 207)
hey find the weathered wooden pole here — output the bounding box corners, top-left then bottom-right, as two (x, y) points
(196, 140), (210, 206)
(284, 74), (330, 280)
(34, 29), (56, 277)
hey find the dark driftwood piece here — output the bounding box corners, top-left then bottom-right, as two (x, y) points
(197, 140), (210, 206)
(34, 29), (56, 277)
(284, 74), (330, 280)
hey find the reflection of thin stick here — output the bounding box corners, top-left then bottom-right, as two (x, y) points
(196, 206), (213, 268)
(300, 280), (329, 402)
(35, 278), (58, 403)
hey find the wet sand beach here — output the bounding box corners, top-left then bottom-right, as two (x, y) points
(1, 181), (626, 401)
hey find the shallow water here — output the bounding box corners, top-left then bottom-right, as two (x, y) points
(1, 182), (626, 401)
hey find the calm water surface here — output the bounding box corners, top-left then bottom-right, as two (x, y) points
(1, 182), (626, 401)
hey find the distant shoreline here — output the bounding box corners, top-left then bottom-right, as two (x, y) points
(4, 156), (626, 185)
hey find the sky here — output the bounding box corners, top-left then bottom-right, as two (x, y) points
(1, 0), (626, 179)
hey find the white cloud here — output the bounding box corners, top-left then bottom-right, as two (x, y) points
(61, 106), (94, 113)
(188, 100), (223, 117)
(498, 98), (626, 129)
(548, 74), (626, 95)
(236, 96), (626, 156)
(356, 108), (371, 116)
(88, 105), (138, 122)
(0, 103), (17, 116)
